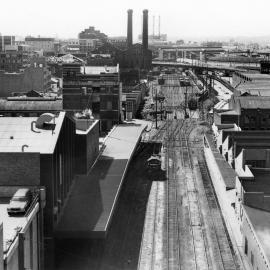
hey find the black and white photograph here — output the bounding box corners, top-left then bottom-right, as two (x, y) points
(0, 0), (270, 269)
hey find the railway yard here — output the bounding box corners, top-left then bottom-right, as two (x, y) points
(139, 74), (243, 270)
(55, 73), (244, 270)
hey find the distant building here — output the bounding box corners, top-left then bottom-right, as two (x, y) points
(25, 37), (55, 52)
(79, 38), (98, 53)
(78, 26), (107, 40)
(214, 96), (270, 130)
(78, 27), (107, 53)
(62, 63), (121, 131)
(115, 43), (152, 69)
(0, 36), (15, 52)
(0, 97), (62, 116)
(0, 51), (28, 72)
(122, 82), (148, 119)
(108, 36), (127, 50)
(87, 54), (114, 66)
(233, 72), (270, 96)
(115, 9), (152, 70)
(0, 66), (51, 97)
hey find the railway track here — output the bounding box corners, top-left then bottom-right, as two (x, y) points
(139, 73), (240, 270)
(197, 155), (239, 270)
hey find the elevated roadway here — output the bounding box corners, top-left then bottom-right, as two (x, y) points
(152, 60), (245, 72)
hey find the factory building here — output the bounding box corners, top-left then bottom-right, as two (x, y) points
(214, 96), (270, 130)
(115, 9), (152, 70)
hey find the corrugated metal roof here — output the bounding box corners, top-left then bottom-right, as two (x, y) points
(239, 98), (270, 109)
(0, 112), (65, 154)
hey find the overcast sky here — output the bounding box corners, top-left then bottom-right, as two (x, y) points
(1, 0), (270, 40)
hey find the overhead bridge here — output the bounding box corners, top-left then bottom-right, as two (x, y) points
(152, 60), (244, 72)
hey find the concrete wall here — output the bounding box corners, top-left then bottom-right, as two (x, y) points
(23, 215), (39, 270)
(86, 121), (99, 170)
(244, 149), (270, 167)
(0, 224), (3, 270)
(4, 203), (40, 270)
(6, 247), (18, 270)
(242, 209), (270, 270)
(75, 120), (99, 174)
(204, 146), (242, 245)
(0, 153), (40, 186)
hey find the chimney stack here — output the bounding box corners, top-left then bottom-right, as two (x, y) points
(127, 9), (133, 48)
(142, 9), (148, 50)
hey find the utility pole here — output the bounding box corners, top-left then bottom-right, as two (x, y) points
(184, 82), (188, 119)
(155, 86), (158, 129)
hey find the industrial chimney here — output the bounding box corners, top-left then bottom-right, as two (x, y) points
(127, 9), (133, 48)
(142, 9), (148, 50)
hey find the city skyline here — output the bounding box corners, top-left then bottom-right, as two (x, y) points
(1, 0), (270, 41)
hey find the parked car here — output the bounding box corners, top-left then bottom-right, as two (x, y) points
(147, 154), (161, 168)
(7, 189), (32, 215)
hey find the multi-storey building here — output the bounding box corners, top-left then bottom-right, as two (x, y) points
(25, 37), (55, 52)
(214, 96), (270, 130)
(0, 36), (15, 52)
(0, 51), (28, 72)
(78, 26), (107, 40)
(62, 63), (121, 131)
(0, 65), (51, 97)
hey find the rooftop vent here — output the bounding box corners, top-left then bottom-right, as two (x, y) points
(36, 113), (56, 130)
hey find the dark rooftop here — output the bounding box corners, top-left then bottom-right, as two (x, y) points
(242, 168), (270, 194)
(0, 99), (62, 111)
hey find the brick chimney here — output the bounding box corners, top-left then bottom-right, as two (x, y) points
(142, 9), (149, 50)
(127, 9), (133, 48)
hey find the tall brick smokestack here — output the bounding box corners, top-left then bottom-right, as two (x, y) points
(127, 9), (133, 48)
(142, 9), (148, 50)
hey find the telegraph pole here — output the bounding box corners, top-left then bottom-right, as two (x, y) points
(155, 86), (158, 129)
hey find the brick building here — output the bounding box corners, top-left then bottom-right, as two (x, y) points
(0, 51), (28, 72)
(115, 10), (152, 70)
(0, 66), (51, 97)
(0, 36), (15, 52)
(25, 37), (55, 52)
(214, 96), (270, 130)
(62, 63), (121, 131)
(0, 98), (62, 116)
(0, 112), (76, 267)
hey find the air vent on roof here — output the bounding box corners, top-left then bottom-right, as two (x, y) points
(36, 113), (55, 129)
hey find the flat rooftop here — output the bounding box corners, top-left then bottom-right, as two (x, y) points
(240, 73), (270, 80)
(244, 205), (270, 264)
(239, 97), (270, 109)
(82, 66), (119, 75)
(205, 133), (237, 189)
(56, 120), (147, 238)
(0, 99), (62, 111)
(0, 112), (65, 154)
